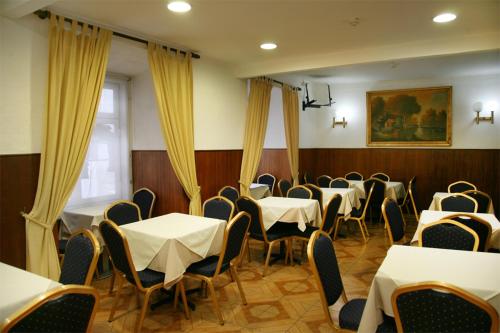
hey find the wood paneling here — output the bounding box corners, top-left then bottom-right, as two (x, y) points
(257, 149), (291, 195)
(0, 154), (40, 269)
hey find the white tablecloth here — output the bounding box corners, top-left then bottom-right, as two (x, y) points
(411, 210), (500, 249)
(320, 188), (361, 217)
(250, 183), (272, 199)
(0, 262), (62, 321)
(60, 203), (108, 235)
(120, 213), (226, 284)
(429, 192), (495, 213)
(358, 245), (500, 333)
(348, 180), (405, 201)
(257, 197), (321, 231)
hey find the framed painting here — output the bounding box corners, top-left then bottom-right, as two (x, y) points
(366, 86), (452, 146)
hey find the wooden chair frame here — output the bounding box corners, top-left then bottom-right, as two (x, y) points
(183, 212), (251, 325)
(1, 285), (99, 333)
(132, 187), (156, 219)
(287, 185), (313, 199)
(60, 229), (100, 286)
(442, 213), (493, 251)
(418, 219), (480, 251)
(438, 193), (478, 213)
(257, 173), (276, 194)
(329, 177), (350, 188)
(448, 180), (477, 193)
(345, 171), (363, 180)
(399, 176), (420, 220)
(370, 172), (390, 181)
(381, 197), (407, 246)
(202, 195), (235, 221)
(392, 281), (499, 333)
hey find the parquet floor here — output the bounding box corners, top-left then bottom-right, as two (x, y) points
(92, 216), (417, 333)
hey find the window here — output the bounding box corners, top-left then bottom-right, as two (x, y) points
(66, 78), (130, 207)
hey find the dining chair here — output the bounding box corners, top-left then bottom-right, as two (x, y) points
(257, 173), (276, 195)
(381, 198), (407, 246)
(463, 190), (493, 213)
(345, 171), (363, 181)
(308, 230), (395, 331)
(392, 282), (498, 333)
(370, 172), (390, 181)
(218, 185), (239, 205)
(329, 177), (350, 188)
(99, 220), (190, 332)
(448, 180), (477, 193)
(287, 185), (313, 199)
(303, 171), (313, 184)
(1, 285), (99, 333)
(202, 195), (235, 221)
(363, 178), (386, 223)
(305, 183), (323, 214)
(183, 212), (251, 325)
(398, 176), (419, 220)
(334, 183), (375, 243)
(418, 219), (479, 251)
(132, 187), (156, 220)
(59, 229), (100, 286)
(443, 213), (492, 252)
(438, 193), (478, 213)
(104, 200), (142, 226)
(277, 179), (292, 197)
(316, 175), (333, 188)
(235, 196), (294, 276)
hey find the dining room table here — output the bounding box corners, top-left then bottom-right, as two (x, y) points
(411, 209), (500, 249)
(257, 196), (321, 231)
(319, 187), (361, 218)
(0, 262), (62, 322)
(348, 180), (405, 201)
(357, 245), (500, 333)
(249, 183), (272, 200)
(428, 192), (495, 213)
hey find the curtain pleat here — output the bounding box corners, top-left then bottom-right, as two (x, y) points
(147, 43), (201, 215)
(23, 15), (111, 279)
(282, 85), (300, 185)
(239, 78), (273, 196)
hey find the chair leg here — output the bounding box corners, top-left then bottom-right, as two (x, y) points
(288, 239), (294, 266)
(263, 241), (275, 277)
(173, 283), (180, 310)
(135, 288), (153, 333)
(231, 265), (247, 305)
(108, 269), (116, 295)
(355, 219), (367, 243)
(178, 280), (190, 320)
(333, 218), (343, 240)
(206, 279), (224, 325)
(362, 217), (369, 237)
(108, 274), (124, 322)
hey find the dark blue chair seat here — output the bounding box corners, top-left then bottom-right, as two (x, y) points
(292, 225), (319, 238)
(58, 239), (68, 254)
(339, 298), (366, 330)
(350, 207), (363, 218)
(250, 222), (295, 241)
(129, 269), (165, 288)
(186, 255), (230, 276)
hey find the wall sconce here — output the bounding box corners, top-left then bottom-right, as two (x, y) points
(473, 102), (495, 124)
(332, 117), (347, 128)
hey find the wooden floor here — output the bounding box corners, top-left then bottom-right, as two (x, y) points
(92, 216), (417, 333)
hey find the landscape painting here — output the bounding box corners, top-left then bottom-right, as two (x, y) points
(366, 86), (452, 146)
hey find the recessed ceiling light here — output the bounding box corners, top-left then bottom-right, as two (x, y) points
(433, 13), (456, 23)
(167, 1), (191, 13)
(260, 43), (277, 50)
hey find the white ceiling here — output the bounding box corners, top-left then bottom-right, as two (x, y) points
(45, 0), (500, 77)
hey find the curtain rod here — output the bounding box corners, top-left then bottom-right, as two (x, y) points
(34, 10), (201, 59)
(271, 78), (302, 91)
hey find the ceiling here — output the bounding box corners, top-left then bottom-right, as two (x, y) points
(43, 0), (500, 77)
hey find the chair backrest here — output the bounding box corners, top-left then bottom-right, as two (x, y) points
(463, 190), (492, 214)
(1, 285), (99, 333)
(99, 220), (143, 288)
(104, 200), (141, 226)
(438, 193), (478, 213)
(132, 188), (156, 220)
(444, 213), (492, 252)
(305, 184), (323, 213)
(363, 178), (386, 206)
(257, 173), (276, 194)
(382, 198), (406, 245)
(235, 196), (266, 241)
(218, 186), (239, 205)
(303, 171), (313, 184)
(307, 230), (345, 325)
(287, 185), (313, 199)
(345, 171), (363, 180)
(214, 212), (251, 276)
(320, 194), (342, 234)
(59, 230), (99, 286)
(358, 183), (376, 219)
(317, 175), (333, 188)
(203, 196), (235, 221)
(329, 177), (349, 188)
(419, 219), (479, 251)
(370, 172), (390, 181)
(392, 282), (498, 333)
(278, 179), (292, 197)
(448, 180), (477, 193)
(408, 176), (419, 220)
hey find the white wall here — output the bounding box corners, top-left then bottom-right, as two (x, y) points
(0, 15), (47, 154)
(298, 74), (500, 149)
(263, 86), (286, 149)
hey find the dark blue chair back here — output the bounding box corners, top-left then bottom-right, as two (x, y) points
(447, 214), (491, 252)
(132, 188), (155, 220)
(382, 198), (405, 243)
(59, 230), (98, 285)
(463, 190), (491, 213)
(305, 184), (323, 213)
(420, 220), (478, 251)
(322, 194), (342, 233)
(440, 194), (477, 213)
(345, 172), (363, 180)
(371, 173), (390, 181)
(317, 175), (333, 188)
(329, 178), (349, 188)
(236, 196), (264, 238)
(105, 201), (141, 226)
(287, 186), (312, 199)
(203, 196), (234, 221)
(278, 179), (292, 197)
(257, 173), (276, 194)
(218, 186), (239, 205)
(221, 212), (251, 267)
(363, 178), (386, 207)
(448, 181), (476, 193)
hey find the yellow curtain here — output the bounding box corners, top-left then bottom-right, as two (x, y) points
(239, 78), (273, 196)
(23, 15), (111, 279)
(282, 85), (300, 185)
(147, 43), (201, 215)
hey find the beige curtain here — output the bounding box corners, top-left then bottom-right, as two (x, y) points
(239, 78), (273, 196)
(147, 43), (201, 215)
(282, 85), (300, 185)
(22, 15), (111, 279)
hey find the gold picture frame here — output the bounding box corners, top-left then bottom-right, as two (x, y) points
(366, 86), (452, 146)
